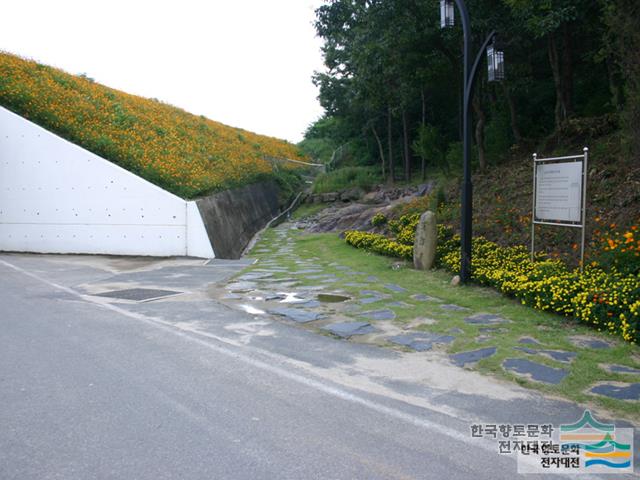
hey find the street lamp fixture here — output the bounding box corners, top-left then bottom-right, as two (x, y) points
(487, 43), (505, 82)
(438, 0), (503, 283)
(440, 0), (455, 28)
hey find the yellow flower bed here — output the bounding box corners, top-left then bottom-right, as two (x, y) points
(346, 214), (640, 344)
(0, 51), (307, 198)
(344, 230), (413, 260)
(438, 233), (638, 344)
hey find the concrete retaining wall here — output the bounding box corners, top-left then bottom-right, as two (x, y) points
(196, 182), (280, 259)
(0, 106), (214, 258)
(0, 106), (285, 259)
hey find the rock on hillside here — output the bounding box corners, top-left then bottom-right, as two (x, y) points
(305, 183), (435, 233)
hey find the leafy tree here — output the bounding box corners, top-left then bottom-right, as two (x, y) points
(412, 123), (443, 179)
(306, 0), (621, 182)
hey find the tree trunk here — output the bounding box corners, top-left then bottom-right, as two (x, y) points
(606, 55), (623, 111)
(387, 106), (395, 184)
(472, 94), (487, 172)
(421, 90), (427, 181)
(548, 33), (564, 128)
(502, 82), (522, 143)
(371, 125), (386, 181)
(402, 108), (411, 182)
(548, 31), (573, 130)
(561, 23), (574, 120)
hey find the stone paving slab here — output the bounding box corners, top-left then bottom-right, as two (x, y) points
(589, 382), (640, 401)
(322, 321), (376, 338)
(360, 290), (385, 296)
(603, 364), (640, 375)
(569, 336), (613, 350)
(450, 347), (497, 367)
(410, 294), (440, 302)
(384, 284), (407, 293)
(342, 304), (363, 313)
(296, 286), (326, 292)
(503, 358), (568, 385)
(268, 308), (322, 323)
(475, 335), (493, 344)
(518, 337), (541, 345)
(387, 301), (412, 308)
(479, 327), (508, 334)
(358, 290), (387, 305)
(358, 309), (396, 321)
(514, 347), (577, 364)
(359, 296), (383, 305)
(299, 300), (322, 308)
(464, 313), (508, 324)
(226, 281), (258, 292)
(388, 333), (455, 352)
(440, 304), (470, 312)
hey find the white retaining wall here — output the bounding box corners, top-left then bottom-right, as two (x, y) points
(0, 106), (214, 258)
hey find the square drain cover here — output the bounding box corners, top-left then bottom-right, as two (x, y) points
(94, 288), (182, 301)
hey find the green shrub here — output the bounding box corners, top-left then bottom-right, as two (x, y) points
(591, 225), (640, 276)
(371, 213), (387, 227)
(312, 166), (381, 194)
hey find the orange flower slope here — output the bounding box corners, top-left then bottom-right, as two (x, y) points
(0, 51), (308, 199)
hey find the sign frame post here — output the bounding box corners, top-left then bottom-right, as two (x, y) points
(531, 147), (589, 271)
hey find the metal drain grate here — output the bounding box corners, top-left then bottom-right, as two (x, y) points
(93, 288), (182, 302)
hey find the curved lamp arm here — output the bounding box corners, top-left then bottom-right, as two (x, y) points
(465, 31), (497, 103)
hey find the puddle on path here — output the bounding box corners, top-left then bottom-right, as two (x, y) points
(317, 293), (351, 303)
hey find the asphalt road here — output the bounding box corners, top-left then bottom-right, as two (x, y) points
(0, 254), (634, 479)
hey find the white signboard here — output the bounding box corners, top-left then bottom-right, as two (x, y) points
(535, 161), (583, 223)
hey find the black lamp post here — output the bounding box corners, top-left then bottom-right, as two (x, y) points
(440, 0), (504, 283)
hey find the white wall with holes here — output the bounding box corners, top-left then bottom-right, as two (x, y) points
(0, 107), (215, 258)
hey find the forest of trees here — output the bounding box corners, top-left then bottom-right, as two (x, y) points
(302, 0), (640, 181)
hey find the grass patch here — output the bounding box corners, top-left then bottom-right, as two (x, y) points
(289, 203), (328, 221)
(312, 166), (381, 194)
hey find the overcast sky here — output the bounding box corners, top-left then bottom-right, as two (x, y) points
(1, 0), (326, 143)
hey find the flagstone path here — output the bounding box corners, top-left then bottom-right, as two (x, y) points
(212, 224), (640, 405)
